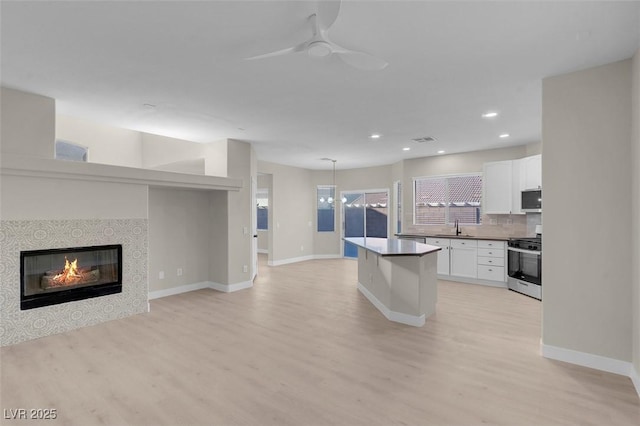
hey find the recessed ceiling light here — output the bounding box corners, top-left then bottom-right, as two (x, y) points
(370, 134), (381, 139)
(482, 112), (498, 118)
(499, 133), (510, 138)
(403, 147), (410, 151)
(437, 150), (445, 154)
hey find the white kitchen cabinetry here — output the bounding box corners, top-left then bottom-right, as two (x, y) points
(476, 240), (506, 283)
(484, 155), (541, 215)
(425, 237), (450, 276)
(450, 239), (477, 279)
(482, 160), (513, 214)
(521, 154), (542, 190)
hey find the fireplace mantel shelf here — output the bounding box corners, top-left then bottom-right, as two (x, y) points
(1, 154), (243, 191)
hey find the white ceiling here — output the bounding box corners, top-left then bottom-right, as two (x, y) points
(2, 1), (639, 170)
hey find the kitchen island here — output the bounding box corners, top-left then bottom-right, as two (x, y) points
(344, 237), (441, 327)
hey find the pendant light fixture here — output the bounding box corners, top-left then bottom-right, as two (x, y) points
(328, 159), (336, 204)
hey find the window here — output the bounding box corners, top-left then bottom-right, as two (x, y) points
(257, 188), (268, 230)
(414, 174), (482, 225)
(55, 140), (88, 162)
(317, 186), (335, 232)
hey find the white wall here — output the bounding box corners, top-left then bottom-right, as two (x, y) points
(148, 188), (214, 292)
(632, 49), (640, 382)
(1, 87), (55, 159)
(258, 161), (314, 264)
(141, 133), (227, 177)
(542, 59), (633, 363)
(56, 114), (143, 167)
(225, 139), (255, 284)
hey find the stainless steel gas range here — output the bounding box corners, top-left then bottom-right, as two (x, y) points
(507, 236), (541, 300)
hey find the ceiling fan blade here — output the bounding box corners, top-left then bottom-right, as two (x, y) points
(317, 0), (341, 30)
(245, 41), (307, 61)
(335, 49), (388, 71)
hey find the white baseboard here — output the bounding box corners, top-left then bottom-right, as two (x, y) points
(148, 281), (211, 300)
(357, 282), (425, 327)
(148, 280), (252, 300)
(209, 280), (253, 293)
(541, 342), (636, 385)
(631, 365), (640, 399)
(439, 274), (508, 289)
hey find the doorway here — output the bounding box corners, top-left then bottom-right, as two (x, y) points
(341, 190), (389, 258)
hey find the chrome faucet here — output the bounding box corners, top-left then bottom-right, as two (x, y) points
(455, 219), (462, 236)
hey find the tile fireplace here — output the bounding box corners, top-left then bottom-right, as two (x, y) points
(21, 244), (123, 310)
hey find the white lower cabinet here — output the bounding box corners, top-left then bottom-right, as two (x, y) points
(476, 240), (506, 283)
(425, 237), (507, 286)
(450, 239), (477, 279)
(425, 238), (450, 276)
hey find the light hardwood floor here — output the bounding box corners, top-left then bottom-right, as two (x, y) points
(1, 255), (639, 425)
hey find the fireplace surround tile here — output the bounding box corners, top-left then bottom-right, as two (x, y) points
(0, 218), (148, 346)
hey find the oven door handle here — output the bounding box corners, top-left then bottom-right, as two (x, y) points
(507, 247), (541, 256)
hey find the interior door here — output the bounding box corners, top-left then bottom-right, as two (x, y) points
(342, 190), (389, 258)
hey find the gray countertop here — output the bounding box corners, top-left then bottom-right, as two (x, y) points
(344, 237), (441, 257)
(396, 233), (510, 242)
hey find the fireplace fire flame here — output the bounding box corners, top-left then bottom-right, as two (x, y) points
(52, 257), (82, 285)
(42, 257), (100, 289)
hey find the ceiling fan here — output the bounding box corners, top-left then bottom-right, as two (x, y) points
(245, 0), (388, 71)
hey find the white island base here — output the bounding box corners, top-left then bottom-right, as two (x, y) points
(346, 238), (440, 327)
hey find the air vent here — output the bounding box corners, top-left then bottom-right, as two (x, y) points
(412, 136), (437, 143)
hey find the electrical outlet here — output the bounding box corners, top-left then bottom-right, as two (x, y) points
(159, 271), (165, 279)
(506, 218), (513, 225)
(242, 265), (248, 273)
(300, 245), (304, 252)
(243, 226), (248, 235)
(490, 218), (497, 225)
(177, 268), (183, 276)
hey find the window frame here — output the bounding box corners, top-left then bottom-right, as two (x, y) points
(413, 173), (483, 226)
(316, 185), (336, 232)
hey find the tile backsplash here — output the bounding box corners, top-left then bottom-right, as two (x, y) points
(405, 213), (542, 238)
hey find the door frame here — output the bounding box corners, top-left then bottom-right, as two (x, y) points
(340, 188), (390, 258)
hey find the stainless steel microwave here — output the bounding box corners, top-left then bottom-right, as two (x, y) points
(521, 189), (542, 212)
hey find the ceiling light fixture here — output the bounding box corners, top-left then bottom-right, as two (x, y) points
(482, 112), (498, 118)
(403, 147), (410, 151)
(370, 134), (381, 139)
(499, 133), (510, 138)
(437, 150), (445, 154)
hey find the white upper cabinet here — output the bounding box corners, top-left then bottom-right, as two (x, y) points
(483, 155), (541, 215)
(521, 154), (542, 190)
(482, 160), (513, 214)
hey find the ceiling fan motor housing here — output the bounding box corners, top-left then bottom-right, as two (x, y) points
(307, 41), (333, 57)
